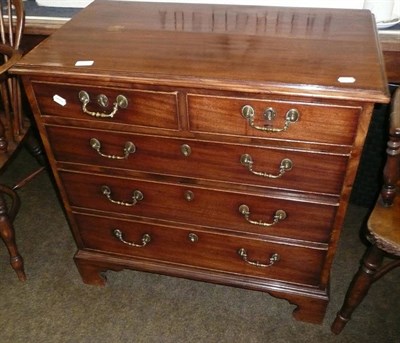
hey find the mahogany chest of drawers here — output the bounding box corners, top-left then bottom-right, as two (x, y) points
(12, 1), (389, 324)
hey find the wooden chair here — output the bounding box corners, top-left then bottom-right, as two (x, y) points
(331, 87), (400, 334)
(0, 0), (45, 281)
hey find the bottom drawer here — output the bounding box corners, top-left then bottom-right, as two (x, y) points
(74, 212), (326, 287)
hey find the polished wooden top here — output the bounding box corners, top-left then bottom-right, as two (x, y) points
(14, 0), (389, 102)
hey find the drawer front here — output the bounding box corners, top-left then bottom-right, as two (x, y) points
(32, 82), (179, 130)
(60, 171), (337, 243)
(187, 94), (361, 146)
(47, 125), (348, 195)
(74, 212), (326, 287)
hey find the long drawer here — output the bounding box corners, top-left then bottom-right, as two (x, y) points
(74, 212), (326, 287)
(31, 81), (179, 130)
(187, 93), (361, 146)
(47, 125), (348, 195)
(59, 170), (337, 243)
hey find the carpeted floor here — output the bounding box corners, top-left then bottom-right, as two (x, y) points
(0, 148), (399, 343)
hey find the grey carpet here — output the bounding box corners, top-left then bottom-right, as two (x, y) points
(1, 148), (399, 343)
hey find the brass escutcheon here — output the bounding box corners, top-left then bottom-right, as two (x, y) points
(116, 95), (129, 109)
(184, 190), (194, 201)
(280, 158), (293, 171)
(264, 107), (276, 121)
(181, 144), (192, 157)
(188, 233), (198, 243)
(97, 94), (109, 108)
(285, 108), (300, 123)
(79, 90), (90, 104)
(241, 104), (255, 119)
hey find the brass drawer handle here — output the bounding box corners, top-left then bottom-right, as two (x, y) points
(240, 154), (293, 178)
(101, 185), (143, 206)
(90, 138), (136, 160)
(239, 204), (286, 227)
(237, 248), (280, 268)
(113, 229), (151, 247)
(79, 90), (128, 118)
(241, 105), (299, 132)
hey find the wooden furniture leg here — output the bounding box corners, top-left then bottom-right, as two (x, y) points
(269, 290), (329, 324)
(25, 130), (47, 166)
(331, 244), (384, 334)
(11, 132), (46, 191)
(74, 252), (113, 286)
(0, 185), (26, 281)
(0, 81), (12, 153)
(0, 119), (7, 152)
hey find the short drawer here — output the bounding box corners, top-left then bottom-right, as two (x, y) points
(60, 170), (337, 243)
(32, 81), (179, 130)
(74, 212), (326, 287)
(47, 125), (348, 195)
(187, 94), (361, 146)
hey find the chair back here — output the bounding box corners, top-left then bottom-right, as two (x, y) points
(381, 88), (400, 206)
(0, 0), (24, 50)
(0, 0), (25, 164)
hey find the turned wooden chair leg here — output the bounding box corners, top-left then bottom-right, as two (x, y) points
(24, 130), (47, 166)
(0, 81), (11, 152)
(331, 244), (384, 334)
(0, 186), (26, 281)
(0, 118), (7, 152)
(11, 130), (46, 191)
